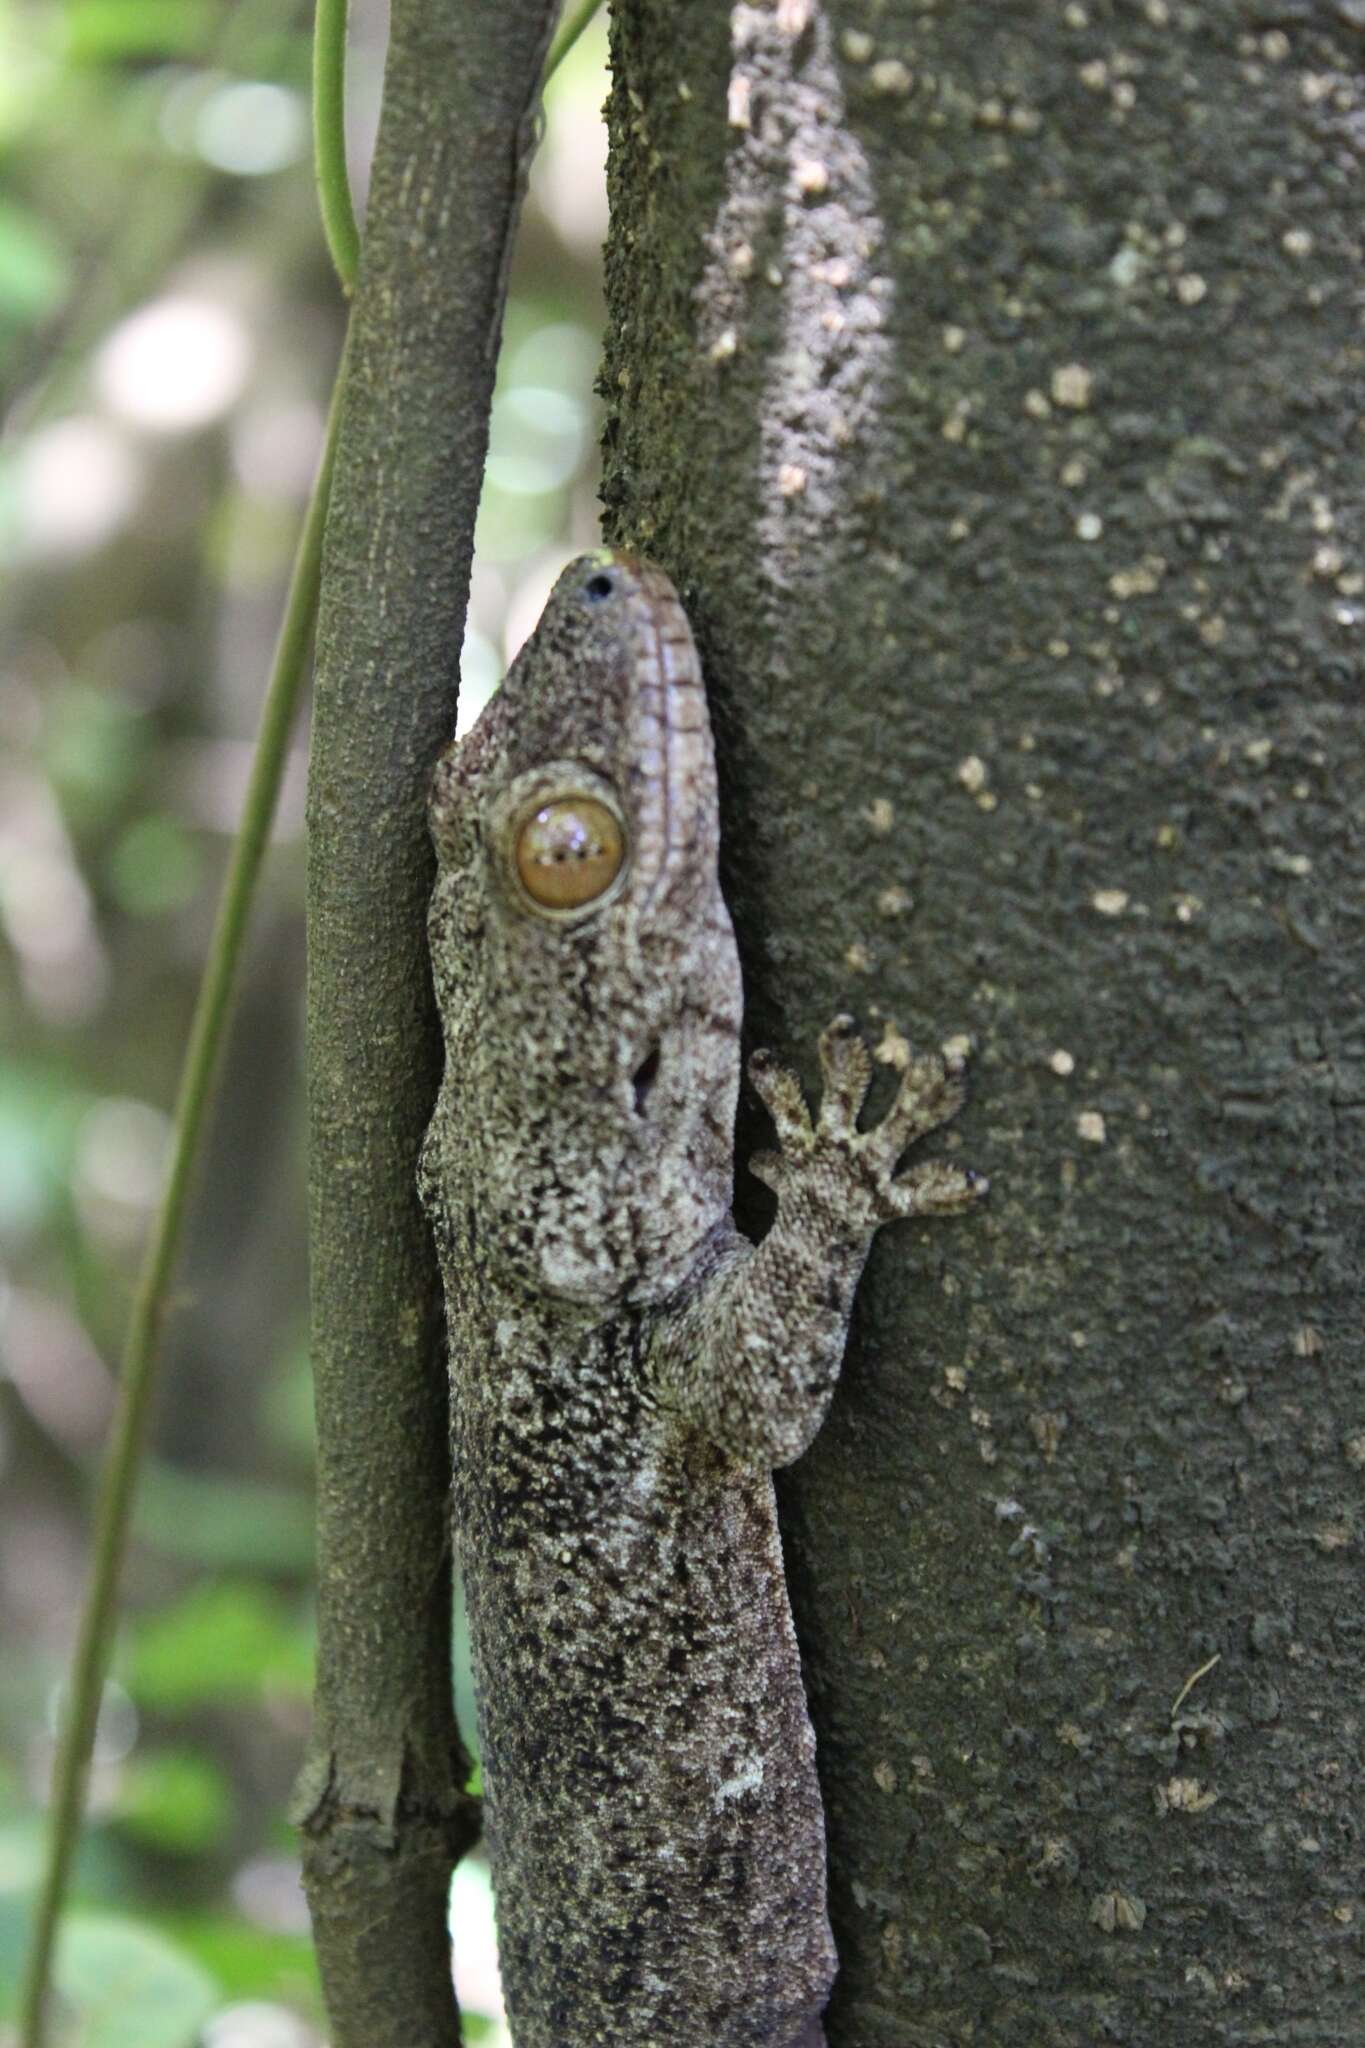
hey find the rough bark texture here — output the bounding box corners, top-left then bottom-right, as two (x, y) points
(299, 3), (557, 2042)
(601, 4), (1363, 2044)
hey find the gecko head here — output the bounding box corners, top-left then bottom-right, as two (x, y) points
(424, 551), (742, 1307)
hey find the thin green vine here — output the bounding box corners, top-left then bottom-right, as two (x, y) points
(546, 0), (605, 79)
(313, 0), (360, 294)
(17, 339), (348, 2048)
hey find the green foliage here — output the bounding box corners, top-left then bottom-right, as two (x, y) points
(155, 1912), (319, 2008)
(113, 1750), (232, 1855)
(0, 1064), (86, 1239)
(63, 1), (215, 65)
(0, 1887), (221, 2046)
(53, 1913), (219, 2048)
(41, 684), (149, 828)
(135, 1466), (316, 1574)
(124, 1581), (312, 1713)
(105, 817), (204, 919)
(0, 197), (68, 322)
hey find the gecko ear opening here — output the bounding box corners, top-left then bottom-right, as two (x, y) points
(632, 1046), (661, 1114)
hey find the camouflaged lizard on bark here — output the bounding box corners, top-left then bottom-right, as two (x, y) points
(418, 551), (984, 2048)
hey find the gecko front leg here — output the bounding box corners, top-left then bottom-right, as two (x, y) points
(652, 1015), (987, 1468)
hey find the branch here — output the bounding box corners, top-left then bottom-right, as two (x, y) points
(297, 2), (560, 2042)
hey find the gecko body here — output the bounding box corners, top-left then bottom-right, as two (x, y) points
(419, 551), (981, 2048)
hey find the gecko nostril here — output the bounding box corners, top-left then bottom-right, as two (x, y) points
(632, 1047), (662, 1115)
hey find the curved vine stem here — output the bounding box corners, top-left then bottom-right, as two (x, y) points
(546, 0), (604, 78)
(16, 335), (349, 2048)
(313, 0), (361, 294)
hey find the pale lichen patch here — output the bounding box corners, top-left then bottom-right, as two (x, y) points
(868, 59), (913, 96)
(1157, 1776), (1219, 1815)
(1092, 1890), (1147, 1934)
(1051, 363), (1094, 410)
(1109, 557), (1167, 598)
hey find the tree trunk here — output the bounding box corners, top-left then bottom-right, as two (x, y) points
(602, 4), (1363, 2042)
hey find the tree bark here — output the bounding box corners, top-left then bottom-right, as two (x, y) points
(299, 3), (558, 2042)
(602, 4), (1363, 2043)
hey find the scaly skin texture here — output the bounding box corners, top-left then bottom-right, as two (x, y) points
(419, 551), (983, 2048)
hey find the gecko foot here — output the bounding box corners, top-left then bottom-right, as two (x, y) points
(748, 1016), (987, 1227)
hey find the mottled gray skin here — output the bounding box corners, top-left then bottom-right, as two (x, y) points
(419, 551), (983, 2048)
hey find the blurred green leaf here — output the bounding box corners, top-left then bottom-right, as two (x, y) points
(0, 198), (70, 324)
(116, 1748), (232, 1854)
(0, 1817), (45, 1898)
(53, 1911), (218, 2048)
(124, 1580), (312, 1713)
(0, 1064), (86, 1238)
(64, 1), (214, 65)
(106, 814), (203, 918)
(258, 1337), (315, 1468)
(43, 681), (149, 822)
(0, 1891), (29, 2022)
(155, 1911), (320, 2008)
(472, 482), (563, 563)
(136, 1462), (315, 1573)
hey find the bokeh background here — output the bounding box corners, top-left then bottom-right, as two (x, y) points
(0, 5), (609, 2041)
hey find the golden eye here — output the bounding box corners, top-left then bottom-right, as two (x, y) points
(514, 796), (626, 911)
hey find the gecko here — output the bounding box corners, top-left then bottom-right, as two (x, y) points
(418, 549), (984, 2048)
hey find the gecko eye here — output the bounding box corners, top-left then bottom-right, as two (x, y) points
(582, 571), (615, 602)
(514, 795), (626, 912)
